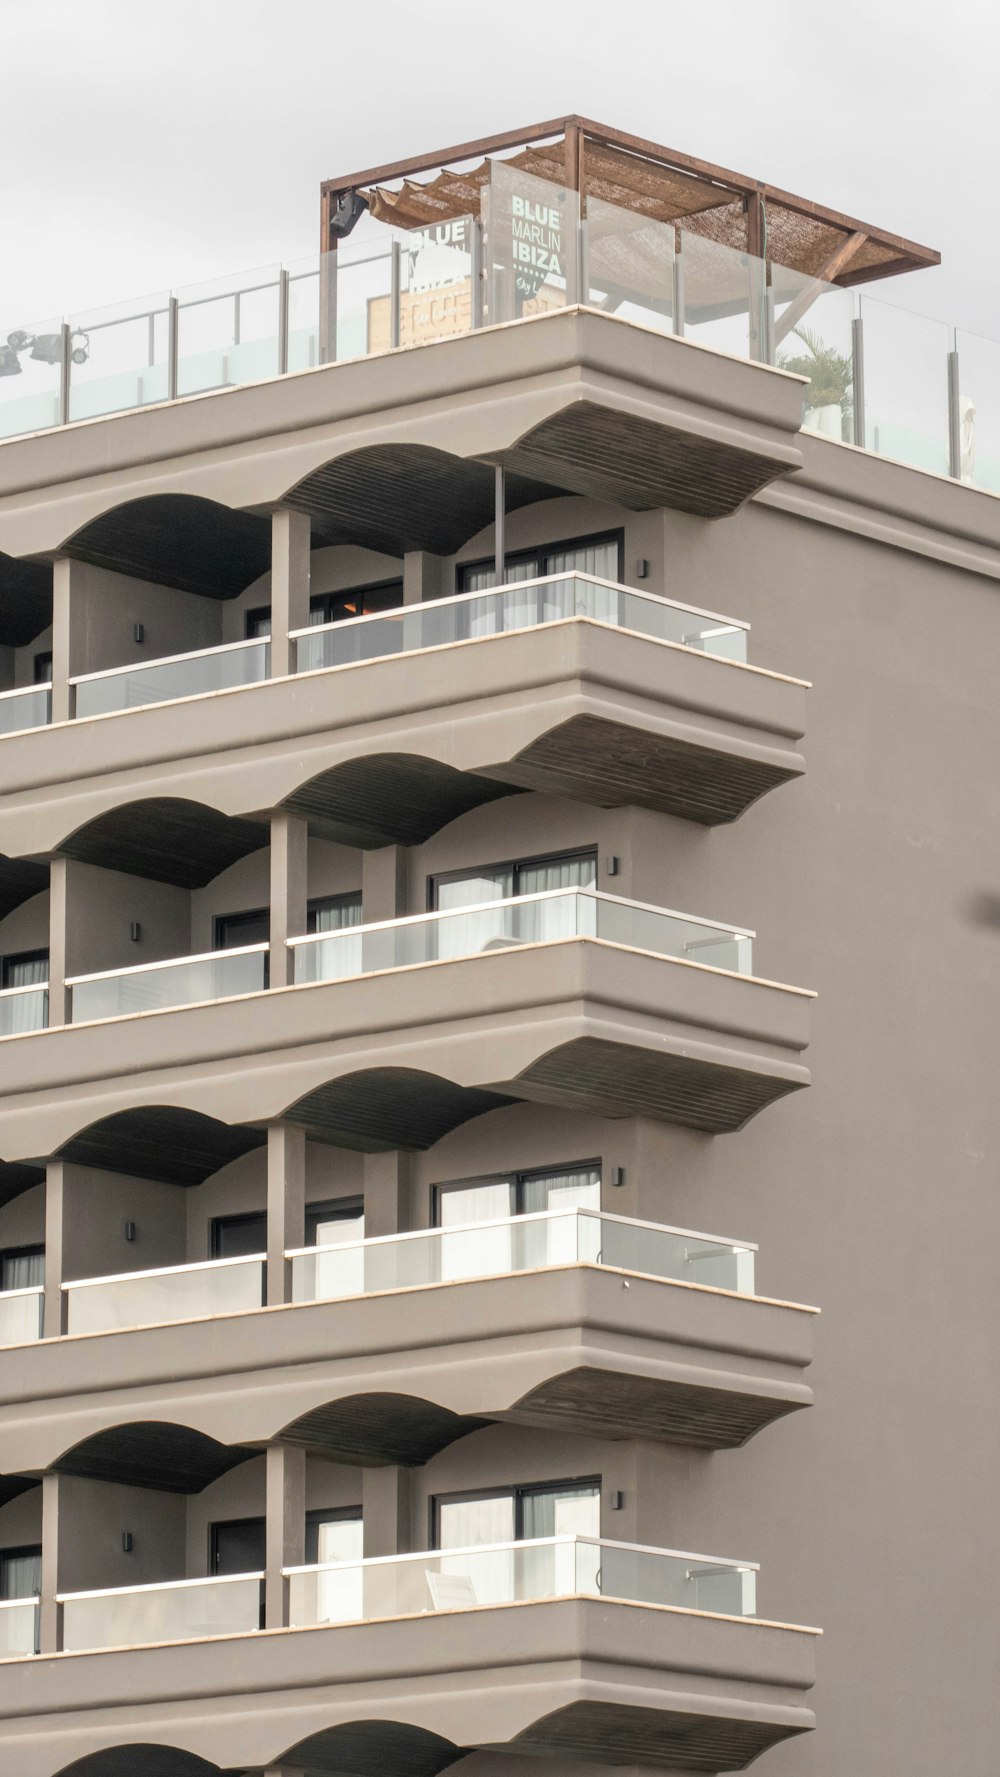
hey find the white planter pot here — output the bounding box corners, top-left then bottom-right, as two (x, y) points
(805, 403), (844, 440)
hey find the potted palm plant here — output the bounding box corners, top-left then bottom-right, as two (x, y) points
(778, 325), (854, 441)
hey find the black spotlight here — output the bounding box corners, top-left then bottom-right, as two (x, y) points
(0, 345), (22, 377)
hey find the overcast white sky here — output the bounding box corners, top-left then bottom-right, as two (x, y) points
(1, 0), (997, 336)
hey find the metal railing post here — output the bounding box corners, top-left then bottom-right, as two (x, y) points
(277, 268), (290, 375)
(764, 285), (776, 366)
(58, 324), (71, 426)
(672, 248), (685, 338)
(470, 221), (484, 329)
(167, 296), (179, 400)
(390, 241), (402, 349)
(947, 339), (962, 480)
(851, 314), (865, 448)
(319, 245), (338, 364)
(494, 464), (506, 588)
(577, 216), (589, 307)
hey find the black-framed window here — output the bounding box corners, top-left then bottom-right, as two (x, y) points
(210, 1198), (363, 1260)
(457, 530), (623, 594)
(244, 582), (405, 641)
(305, 1506), (363, 1565)
(1, 949), (48, 990)
(0, 1544), (42, 1601)
(211, 1515), (265, 1576)
(429, 848), (597, 912)
(0, 1244), (44, 1291)
(435, 1163), (600, 1229)
(433, 1478), (600, 1550)
(213, 894), (362, 953)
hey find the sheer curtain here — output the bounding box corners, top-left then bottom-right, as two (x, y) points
(521, 1484), (601, 1597)
(310, 893), (363, 977)
(520, 1167), (600, 1266)
(0, 1248), (44, 1291)
(0, 1547), (41, 1601)
(312, 1208), (365, 1300)
(437, 1493), (515, 1605)
(543, 540), (619, 625)
(435, 869), (513, 959)
(515, 854), (596, 944)
(315, 1515), (363, 1624)
(1, 953), (48, 1037)
(437, 1179), (515, 1281)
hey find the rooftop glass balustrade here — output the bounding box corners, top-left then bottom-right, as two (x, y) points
(0, 1286), (44, 1345)
(0, 178), (987, 489)
(72, 637), (269, 718)
(63, 1253), (266, 1336)
(294, 573), (748, 672)
(285, 1535), (758, 1626)
(68, 942), (267, 1023)
(0, 981), (49, 1037)
(290, 889), (753, 985)
(289, 1208), (755, 1304)
(59, 1572), (263, 1653)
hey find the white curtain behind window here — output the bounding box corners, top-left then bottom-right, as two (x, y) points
(315, 1515), (363, 1624)
(0, 1249), (44, 1291)
(521, 1167), (600, 1266)
(312, 1210), (365, 1300)
(438, 1179), (515, 1280)
(522, 1485), (601, 1597)
(1, 954), (47, 1037)
(437, 1492), (515, 1605)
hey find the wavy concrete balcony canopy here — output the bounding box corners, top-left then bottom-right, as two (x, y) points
(53, 1421), (254, 1492)
(57, 1106), (265, 1186)
(0, 312), (807, 564)
(56, 1754), (219, 1777)
(0, 855), (47, 919)
(5, 1597), (817, 1777)
(59, 495), (273, 598)
(0, 1263), (814, 1476)
(0, 551), (51, 646)
(58, 798), (268, 887)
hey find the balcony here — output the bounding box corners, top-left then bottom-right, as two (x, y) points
(0, 1537), (817, 1772)
(71, 635), (269, 718)
(292, 888), (752, 985)
(0, 1212), (814, 1465)
(0, 981), (47, 1038)
(0, 888), (811, 1159)
(68, 941), (267, 1022)
(285, 1534), (757, 1626)
(60, 1570), (263, 1654)
(0, 681), (49, 738)
(0, 1596), (38, 1659)
(0, 1285), (43, 1346)
(0, 573), (806, 839)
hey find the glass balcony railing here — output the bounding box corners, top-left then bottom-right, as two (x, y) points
(0, 981), (48, 1037)
(72, 637), (269, 718)
(289, 1208), (755, 1304)
(293, 573), (748, 673)
(0, 1286), (44, 1345)
(68, 942), (267, 1023)
(63, 1253), (266, 1336)
(0, 1597), (39, 1658)
(59, 1571), (264, 1653)
(290, 889), (753, 986)
(285, 1535), (757, 1627)
(0, 682), (51, 737)
(2, 175), (991, 491)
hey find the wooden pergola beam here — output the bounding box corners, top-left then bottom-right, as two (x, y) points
(773, 232), (869, 348)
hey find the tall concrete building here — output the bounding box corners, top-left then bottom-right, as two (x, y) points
(0, 117), (993, 1776)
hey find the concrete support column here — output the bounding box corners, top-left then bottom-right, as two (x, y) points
(269, 810), (309, 988)
(361, 845), (407, 924)
(42, 1160), (66, 1338)
(402, 551), (447, 605)
(363, 1151), (410, 1238)
(270, 508), (311, 678)
(362, 1464), (414, 1558)
(265, 1442), (306, 1629)
(39, 1472), (62, 1652)
(46, 856), (70, 1028)
(50, 557), (75, 723)
(266, 1124), (305, 1306)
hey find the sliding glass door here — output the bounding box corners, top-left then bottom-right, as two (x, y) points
(436, 1164), (600, 1276)
(436, 1481), (600, 1604)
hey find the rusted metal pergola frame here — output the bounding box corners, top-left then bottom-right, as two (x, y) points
(320, 112), (940, 296)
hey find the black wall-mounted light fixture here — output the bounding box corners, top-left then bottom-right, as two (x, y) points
(122, 1531), (134, 1553)
(124, 1220), (136, 1242)
(635, 558), (649, 579)
(610, 1166), (625, 1188)
(129, 922), (141, 943)
(606, 856), (620, 877)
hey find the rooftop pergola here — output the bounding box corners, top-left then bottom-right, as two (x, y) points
(320, 114), (939, 290)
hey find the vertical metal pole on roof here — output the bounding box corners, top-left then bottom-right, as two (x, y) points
(851, 313), (865, 449)
(167, 296), (179, 401)
(57, 323), (71, 426)
(147, 309), (156, 369)
(390, 242), (402, 350)
(277, 269), (290, 376)
(233, 290), (242, 347)
(470, 221), (484, 330)
(947, 338), (962, 481)
(494, 464), (506, 588)
(577, 216), (589, 308)
(672, 236), (685, 337)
